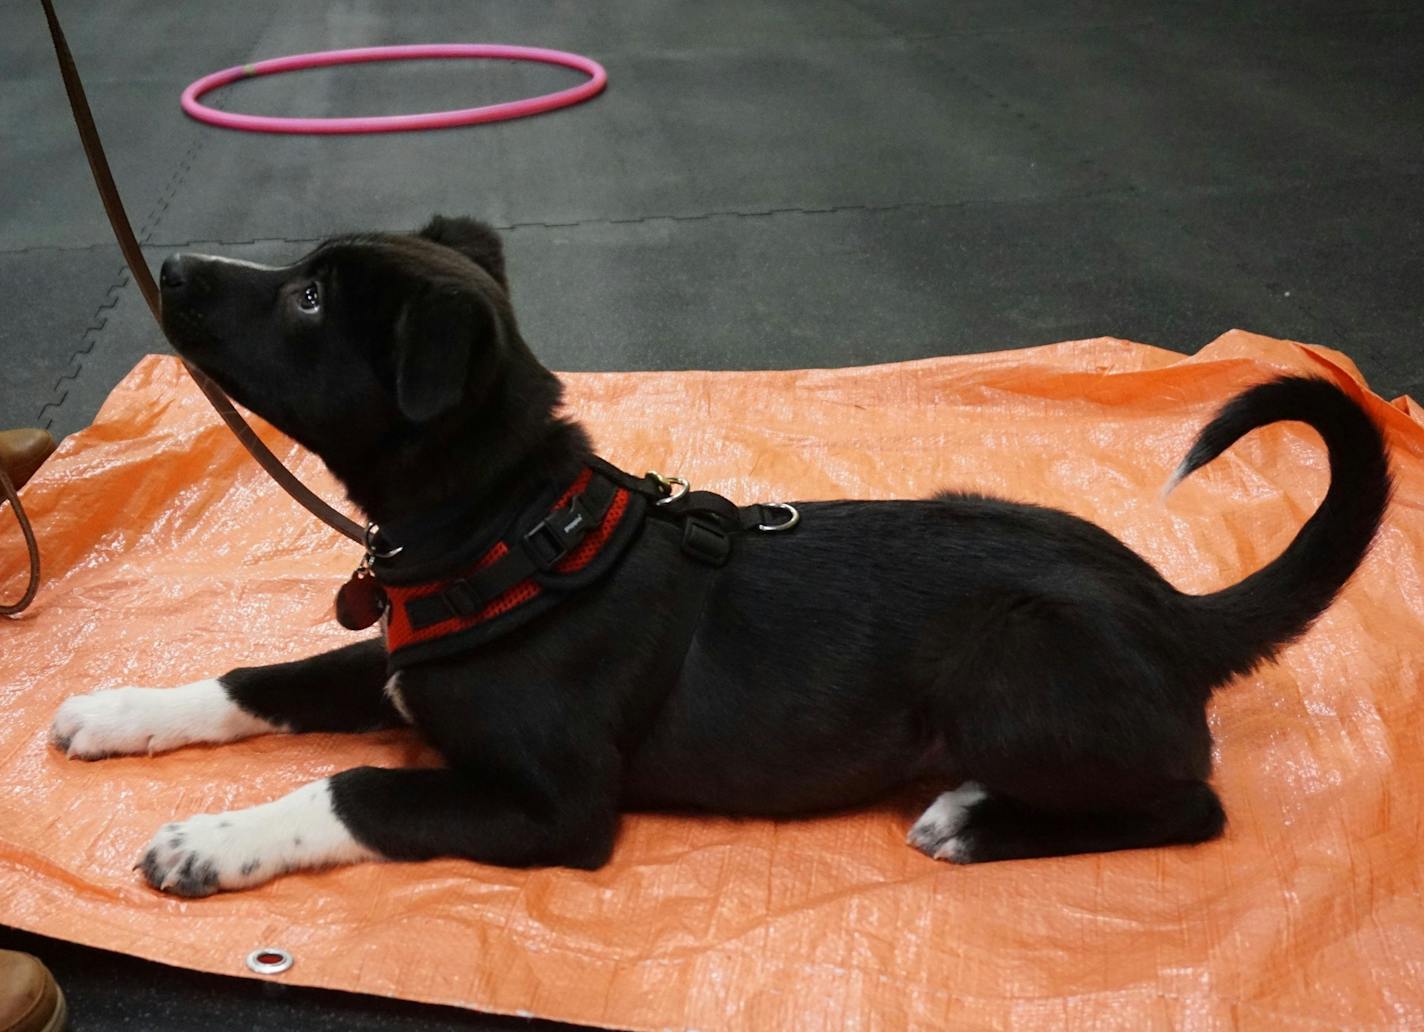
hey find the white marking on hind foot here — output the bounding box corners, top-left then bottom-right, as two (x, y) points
(138, 778), (380, 897)
(51, 679), (283, 759)
(908, 781), (987, 862)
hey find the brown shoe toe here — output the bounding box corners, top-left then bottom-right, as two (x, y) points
(0, 949), (66, 1032)
(0, 430), (57, 490)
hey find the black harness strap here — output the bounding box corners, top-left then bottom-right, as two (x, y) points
(376, 457), (800, 667)
(591, 457), (797, 567)
(614, 521), (718, 754)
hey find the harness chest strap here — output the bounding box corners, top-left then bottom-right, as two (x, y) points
(345, 459), (799, 667)
(399, 467), (623, 632)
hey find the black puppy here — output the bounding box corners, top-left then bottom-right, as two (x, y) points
(50, 217), (1390, 897)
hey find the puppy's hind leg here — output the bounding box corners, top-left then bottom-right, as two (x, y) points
(907, 781), (988, 859)
(909, 779), (1224, 864)
(914, 596), (1223, 863)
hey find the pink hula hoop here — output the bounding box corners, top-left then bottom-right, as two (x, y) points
(180, 44), (607, 135)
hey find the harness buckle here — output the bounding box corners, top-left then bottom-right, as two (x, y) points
(522, 495), (593, 568)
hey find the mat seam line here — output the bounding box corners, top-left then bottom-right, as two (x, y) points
(8, 188), (1135, 253)
(36, 264), (129, 430)
(32, 10), (264, 432)
(4, 166), (1417, 256)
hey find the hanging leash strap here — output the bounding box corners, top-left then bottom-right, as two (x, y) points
(7, 1), (368, 615)
(40, 0), (362, 545)
(0, 464), (40, 616)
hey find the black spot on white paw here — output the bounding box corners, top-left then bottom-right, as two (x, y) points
(239, 859), (261, 876)
(138, 847), (220, 897)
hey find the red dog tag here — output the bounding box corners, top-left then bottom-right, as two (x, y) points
(335, 567), (387, 630)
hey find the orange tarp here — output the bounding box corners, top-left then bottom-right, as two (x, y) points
(2, 331), (1422, 1030)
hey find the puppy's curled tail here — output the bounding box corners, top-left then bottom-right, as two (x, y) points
(1166, 375), (1392, 683)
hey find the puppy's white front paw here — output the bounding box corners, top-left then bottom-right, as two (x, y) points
(51, 680), (278, 759)
(52, 687), (173, 759)
(138, 779), (378, 897)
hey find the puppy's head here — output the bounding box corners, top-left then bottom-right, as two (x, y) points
(159, 217), (559, 506)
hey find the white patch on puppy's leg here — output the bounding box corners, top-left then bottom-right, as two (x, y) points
(51, 679), (283, 759)
(383, 672), (413, 724)
(139, 778), (379, 897)
(908, 781), (987, 862)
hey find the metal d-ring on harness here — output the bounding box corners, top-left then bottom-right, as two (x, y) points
(647, 469), (800, 532)
(757, 503), (800, 532)
(638, 467), (800, 567)
(649, 472), (689, 505)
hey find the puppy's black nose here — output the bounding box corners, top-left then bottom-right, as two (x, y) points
(159, 254), (188, 291)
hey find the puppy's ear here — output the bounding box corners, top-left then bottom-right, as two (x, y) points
(417, 215), (508, 291)
(393, 289), (493, 422)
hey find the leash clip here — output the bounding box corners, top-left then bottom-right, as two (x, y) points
(363, 521), (404, 560)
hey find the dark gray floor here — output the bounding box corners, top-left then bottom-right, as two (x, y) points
(4, 1), (1422, 439)
(3, 1), (1421, 1028)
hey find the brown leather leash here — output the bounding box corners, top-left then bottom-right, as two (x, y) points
(0, 463), (40, 616)
(3, 1), (368, 616)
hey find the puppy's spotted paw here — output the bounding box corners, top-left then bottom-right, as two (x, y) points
(139, 780), (378, 897)
(138, 814), (254, 897)
(907, 782), (987, 863)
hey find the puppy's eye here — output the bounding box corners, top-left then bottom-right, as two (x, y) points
(297, 282), (321, 313)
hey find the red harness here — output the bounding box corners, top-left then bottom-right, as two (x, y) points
(383, 468), (633, 654)
(335, 458), (799, 669)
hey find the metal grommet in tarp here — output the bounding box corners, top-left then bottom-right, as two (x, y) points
(245, 947), (294, 975)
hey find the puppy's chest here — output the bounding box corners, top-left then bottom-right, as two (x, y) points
(382, 672), (415, 724)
